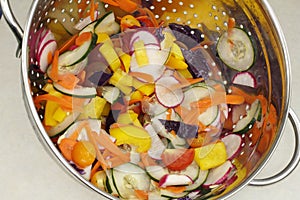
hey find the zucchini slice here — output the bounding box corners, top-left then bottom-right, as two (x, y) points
(53, 82), (97, 98)
(112, 163), (150, 199)
(217, 27), (255, 71)
(59, 33), (97, 67)
(233, 99), (261, 133)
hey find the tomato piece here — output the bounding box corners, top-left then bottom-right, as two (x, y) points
(161, 148), (195, 171)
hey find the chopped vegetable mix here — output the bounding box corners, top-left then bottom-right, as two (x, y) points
(29, 1), (279, 199)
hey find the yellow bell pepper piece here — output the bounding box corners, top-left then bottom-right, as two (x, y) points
(115, 48), (131, 73)
(99, 42), (121, 72)
(44, 101), (60, 127)
(120, 53), (131, 73)
(194, 141), (227, 170)
(96, 33), (113, 46)
(130, 90), (144, 101)
(132, 78), (155, 96)
(80, 96), (107, 119)
(110, 125), (151, 153)
(171, 43), (185, 60)
(134, 40), (149, 67)
(177, 68), (193, 79)
(117, 110), (142, 127)
(52, 106), (67, 123)
(109, 69), (133, 95)
(165, 55), (188, 70)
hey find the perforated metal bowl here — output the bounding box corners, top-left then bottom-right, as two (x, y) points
(1, 0), (300, 199)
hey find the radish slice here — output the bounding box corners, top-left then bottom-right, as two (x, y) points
(232, 71), (256, 88)
(159, 174), (193, 188)
(37, 30), (55, 56)
(203, 161), (234, 187)
(155, 76), (184, 108)
(221, 134), (243, 160)
(231, 103), (248, 124)
(38, 40), (57, 72)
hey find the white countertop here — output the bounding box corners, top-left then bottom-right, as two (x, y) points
(1, 1), (300, 199)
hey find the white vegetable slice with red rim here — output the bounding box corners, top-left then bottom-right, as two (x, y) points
(159, 174), (193, 188)
(130, 30), (160, 50)
(37, 30), (56, 56)
(38, 40), (57, 72)
(203, 160), (234, 188)
(232, 71), (257, 88)
(155, 76), (184, 108)
(221, 134), (243, 160)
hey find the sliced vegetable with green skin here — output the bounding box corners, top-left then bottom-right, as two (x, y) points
(59, 33), (97, 67)
(112, 163), (150, 199)
(233, 99), (261, 133)
(217, 27), (255, 71)
(145, 165), (169, 182)
(53, 82), (97, 98)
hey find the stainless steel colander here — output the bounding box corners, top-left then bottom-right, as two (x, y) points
(1, 0), (300, 199)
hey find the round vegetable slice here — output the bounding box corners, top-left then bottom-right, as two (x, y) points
(217, 27), (255, 71)
(155, 76), (184, 108)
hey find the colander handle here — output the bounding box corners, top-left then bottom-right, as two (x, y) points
(249, 108), (300, 186)
(0, 0), (24, 57)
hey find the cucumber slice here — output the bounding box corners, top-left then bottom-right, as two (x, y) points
(58, 33), (97, 67)
(105, 170), (119, 196)
(47, 57), (88, 76)
(197, 105), (219, 126)
(94, 11), (120, 36)
(217, 27), (255, 71)
(47, 111), (80, 137)
(145, 165), (169, 182)
(185, 169), (209, 192)
(179, 161), (200, 181)
(112, 163), (150, 199)
(233, 99), (261, 133)
(53, 82), (97, 98)
(160, 189), (188, 198)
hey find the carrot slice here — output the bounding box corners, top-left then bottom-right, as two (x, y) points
(58, 34), (78, 54)
(186, 77), (204, 85)
(59, 138), (78, 161)
(75, 32), (92, 46)
(90, 160), (102, 179)
(164, 186), (187, 194)
(129, 72), (154, 83)
(230, 86), (257, 104)
(50, 50), (60, 82)
(116, 0), (138, 13)
(100, 0), (119, 6)
(57, 73), (80, 90)
(134, 190), (148, 200)
(190, 94), (244, 108)
(166, 108), (172, 121)
(68, 120), (89, 140)
(93, 130), (130, 161)
(90, 0), (96, 21)
(34, 94), (73, 110)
